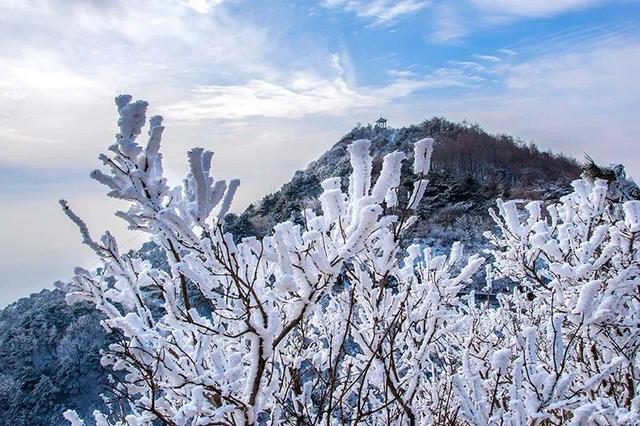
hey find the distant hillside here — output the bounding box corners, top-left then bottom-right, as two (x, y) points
(0, 289), (109, 425)
(226, 117), (580, 251)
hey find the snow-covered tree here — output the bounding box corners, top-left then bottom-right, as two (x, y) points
(419, 174), (640, 425)
(453, 176), (640, 424)
(60, 96), (470, 424)
(60, 96), (639, 425)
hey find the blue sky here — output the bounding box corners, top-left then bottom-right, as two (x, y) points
(1, 0), (639, 306)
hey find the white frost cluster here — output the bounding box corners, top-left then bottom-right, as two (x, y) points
(478, 177), (640, 424)
(60, 96), (639, 425)
(413, 137), (434, 175)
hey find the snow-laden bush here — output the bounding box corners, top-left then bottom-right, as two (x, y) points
(468, 178), (640, 424)
(60, 96), (639, 425)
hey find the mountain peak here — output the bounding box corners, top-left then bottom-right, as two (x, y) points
(225, 117), (580, 241)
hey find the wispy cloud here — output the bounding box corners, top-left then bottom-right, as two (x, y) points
(163, 78), (378, 120)
(430, 3), (469, 43)
(473, 54), (502, 62)
(387, 68), (418, 78)
(322, 0), (609, 43)
(321, 0), (429, 25)
(163, 56), (479, 121)
(425, 0), (609, 44)
(186, 0), (226, 13)
(449, 61), (488, 72)
(470, 0), (602, 17)
(0, 0), (277, 167)
(498, 48), (518, 56)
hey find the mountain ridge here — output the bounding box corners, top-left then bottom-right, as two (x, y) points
(226, 117), (580, 246)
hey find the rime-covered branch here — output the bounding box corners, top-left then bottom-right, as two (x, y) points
(60, 96), (639, 425)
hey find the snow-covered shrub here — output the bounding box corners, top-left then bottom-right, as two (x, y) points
(60, 96), (639, 425)
(60, 96), (471, 424)
(459, 178), (640, 424)
(408, 176), (639, 424)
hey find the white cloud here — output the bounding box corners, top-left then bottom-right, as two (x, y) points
(0, 0), (274, 83)
(0, 0), (277, 168)
(450, 61), (488, 72)
(163, 78), (378, 120)
(423, 0), (607, 44)
(162, 58), (476, 121)
(387, 68), (418, 77)
(322, 0), (429, 25)
(473, 54), (502, 62)
(320, 0), (608, 44)
(430, 3), (469, 43)
(319, 0), (610, 45)
(187, 0), (225, 13)
(470, 0), (602, 17)
(498, 48), (518, 56)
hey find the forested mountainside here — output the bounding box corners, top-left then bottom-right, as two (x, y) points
(226, 117), (580, 250)
(0, 243), (166, 426)
(0, 289), (109, 425)
(0, 118), (582, 424)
